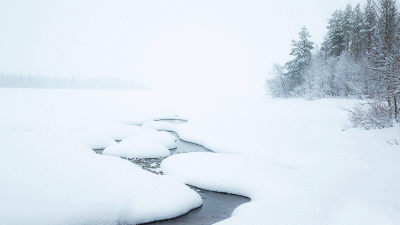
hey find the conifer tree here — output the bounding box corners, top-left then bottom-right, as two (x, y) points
(362, 0), (377, 59)
(372, 0), (400, 118)
(343, 4), (354, 52)
(284, 26), (314, 93)
(350, 3), (364, 59)
(327, 10), (346, 57)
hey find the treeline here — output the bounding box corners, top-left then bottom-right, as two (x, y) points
(0, 74), (149, 90)
(267, 0), (400, 119)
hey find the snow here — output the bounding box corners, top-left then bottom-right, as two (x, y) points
(0, 89), (201, 224)
(142, 120), (179, 132)
(0, 129), (201, 224)
(120, 132), (177, 149)
(102, 131), (178, 159)
(2, 88), (400, 224)
(161, 96), (400, 224)
(103, 141), (171, 158)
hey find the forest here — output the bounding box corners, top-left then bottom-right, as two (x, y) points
(267, 0), (400, 124)
(0, 74), (149, 90)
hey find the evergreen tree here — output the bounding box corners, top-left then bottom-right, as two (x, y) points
(284, 26), (314, 93)
(327, 10), (346, 57)
(371, 0), (400, 118)
(266, 0), (400, 119)
(343, 4), (354, 52)
(362, 0), (377, 59)
(321, 35), (330, 60)
(350, 3), (365, 59)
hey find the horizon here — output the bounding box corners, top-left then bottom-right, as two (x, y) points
(0, 0), (364, 97)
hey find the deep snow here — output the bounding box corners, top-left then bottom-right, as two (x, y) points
(0, 89), (201, 224)
(1, 88), (400, 224)
(161, 97), (400, 224)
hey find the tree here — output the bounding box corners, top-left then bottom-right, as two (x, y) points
(266, 63), (289, 97)
(350, 3), (364, 59)
(343, 4), (354, 52)
(284, 26), (314, 94)
(362, 0), (377, 59)
(336, 51), (357, 97)
(327, 10), (346, 57)
(304, 48), (331, 99)
(371, 0), (400, 119)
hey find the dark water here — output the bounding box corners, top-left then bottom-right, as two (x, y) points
(95, 119), (250, 225)
(142, 186), (248, 225)
(142, 120), (250, 225)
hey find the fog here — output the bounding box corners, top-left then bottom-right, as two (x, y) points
(0, 0), (362, 97)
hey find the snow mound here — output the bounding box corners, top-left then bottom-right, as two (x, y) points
(142, 120), (179, 132)
(103, 141), (171, 158)
(120, 132), (177, 149)
(98, 124), (158, 141)
(0, 129), (201, 224)
(162, 152), (400, 225)
(34, 127), (117, 150)
(68, 131), (117, 149)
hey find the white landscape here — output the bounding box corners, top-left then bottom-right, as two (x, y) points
(1, 88), (400, 224)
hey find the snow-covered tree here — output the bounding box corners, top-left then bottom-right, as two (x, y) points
(284, 26), (314, 94)
(362, 0), (377, 59)
(350, 3), (365, 59)
(304, 48), (330, 99)
(265, 63), (289, 97)
(371, 0), (400, 118)
(343, 4), (354, 52)
(327, 10), (346, 57)
(335, 52), (357, 97)
(267, 0), (400, 122)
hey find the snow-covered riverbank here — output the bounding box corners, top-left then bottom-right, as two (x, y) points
(1, 88), (400, 224)
(162, 97), (400, 224)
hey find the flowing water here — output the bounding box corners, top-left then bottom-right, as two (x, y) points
(95, 119), (250, 225)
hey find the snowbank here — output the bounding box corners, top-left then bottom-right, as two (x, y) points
(0, 89), (201, 224)
(120, 133), (177, 149)
(103, 141), (171, 158)
(162, 96), (400, 224)
(0, 129), (201, 225)
(3, 88), (400, 224)
(102, 131), (178, 158)
(142, 120), (179, 132)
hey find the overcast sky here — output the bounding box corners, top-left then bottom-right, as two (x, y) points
(1, 0), (364, 96)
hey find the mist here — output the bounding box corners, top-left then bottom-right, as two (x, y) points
(0, 0), (362, 97)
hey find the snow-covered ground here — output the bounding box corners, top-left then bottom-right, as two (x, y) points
(163, 97), (400, 224)
(0, 89), (201, 224)
(1, 88), (400, 224)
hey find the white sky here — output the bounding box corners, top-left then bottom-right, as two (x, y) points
(0, 0), (363, 96)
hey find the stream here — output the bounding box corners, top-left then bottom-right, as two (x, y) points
(95, 119), (250, 225)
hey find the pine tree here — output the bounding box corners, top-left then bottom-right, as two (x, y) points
(284, 26), (314, 93)
(343, 4), (354, 52)
(350, 3), (364, 59)
(372, 0), (400, 118)
(327, 10), (346, 57)
(362, 0), (377, 59)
